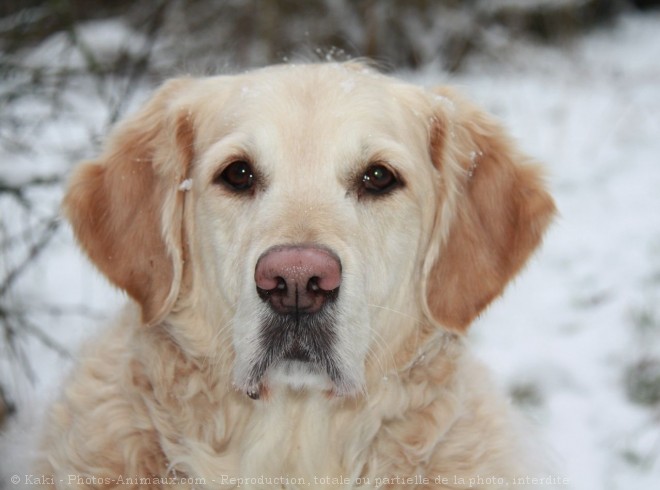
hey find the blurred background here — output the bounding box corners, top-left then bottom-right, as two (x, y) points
(1, 1), (660, 488)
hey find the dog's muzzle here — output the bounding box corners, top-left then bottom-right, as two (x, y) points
(245, 245), (343, 398)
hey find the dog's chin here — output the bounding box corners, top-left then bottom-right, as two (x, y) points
(235, 356), (363, 400)
(268, 360), (335, 392)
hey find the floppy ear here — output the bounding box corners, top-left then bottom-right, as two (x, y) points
(63, 78), (195, 326)
(423, 88), (556, 332)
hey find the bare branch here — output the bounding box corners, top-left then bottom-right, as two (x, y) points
(0, 216), (60, 298)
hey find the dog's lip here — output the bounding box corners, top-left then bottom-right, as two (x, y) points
(246, 388), (260, 400)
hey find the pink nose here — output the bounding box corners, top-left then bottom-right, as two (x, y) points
(255, 245), (342, 314)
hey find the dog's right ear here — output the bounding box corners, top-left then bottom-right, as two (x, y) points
(63, 78), (195, 326)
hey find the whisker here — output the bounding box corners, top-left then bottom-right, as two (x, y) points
(367, 303), (424, 324)
(202, 299), (240, 374)
(364, 326), (393, 378)
(366, 303), (432, 378)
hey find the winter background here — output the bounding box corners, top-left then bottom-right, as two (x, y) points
(1, 1), (659, 489)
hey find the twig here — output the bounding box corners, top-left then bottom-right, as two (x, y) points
(0, 175), (61, 209)
(105, 0), (169, 127)
(19, 315), (71, 359)
(0, 216), (60, 298)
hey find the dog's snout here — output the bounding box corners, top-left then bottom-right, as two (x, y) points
(255, 246), (341, 314)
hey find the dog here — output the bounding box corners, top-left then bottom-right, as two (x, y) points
(35, 62), (556, 489)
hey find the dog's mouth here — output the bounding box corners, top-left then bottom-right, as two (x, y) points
(281, 341), (313, 362)
(242, 308), (348, 399)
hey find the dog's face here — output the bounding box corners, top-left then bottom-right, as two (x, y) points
(190, 66), (438, 396)
(64, 64), (555, 398)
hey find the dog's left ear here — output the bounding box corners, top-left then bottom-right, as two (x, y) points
(423, 88), (556, 332)
(63, 78), (195, 326)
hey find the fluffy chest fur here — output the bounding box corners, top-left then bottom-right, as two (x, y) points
(40, 311), (534, 490)
(131, 317), (459, 484)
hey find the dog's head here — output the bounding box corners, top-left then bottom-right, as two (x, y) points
(64, 63), (555, 398)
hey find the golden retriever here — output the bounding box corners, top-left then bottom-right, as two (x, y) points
(37, 62), (556, 489)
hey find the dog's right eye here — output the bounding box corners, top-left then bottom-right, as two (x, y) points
(215, 160), (255, 192)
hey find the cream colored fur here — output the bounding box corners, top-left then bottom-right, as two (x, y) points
(35, 63), (556, 489)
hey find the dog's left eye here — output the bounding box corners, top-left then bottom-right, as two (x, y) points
(361, 164), (399, 196)
(216, 160), (255, 192)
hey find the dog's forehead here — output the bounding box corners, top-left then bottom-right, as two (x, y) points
(234, 63), (392, 106)
(189, 64), (435, 184)
(217, 64), (429, 148)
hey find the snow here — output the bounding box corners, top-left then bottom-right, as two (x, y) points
(178, 179), (193, 191)
(23, 19), (150, 70)
(2, 10), (660, 489)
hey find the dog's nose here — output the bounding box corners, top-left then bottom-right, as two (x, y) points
(255, 246), (341, 314)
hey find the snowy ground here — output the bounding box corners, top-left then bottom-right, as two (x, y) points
(1, 10), (660, 490)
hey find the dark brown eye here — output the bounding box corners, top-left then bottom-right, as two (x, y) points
(361, 164), (399, 195)
(216, 160), (254, 192)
